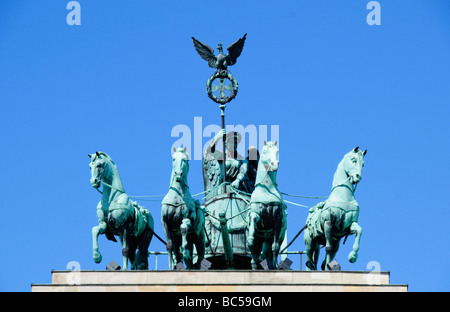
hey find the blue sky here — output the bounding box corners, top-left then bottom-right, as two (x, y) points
(0, 0), (449, 291)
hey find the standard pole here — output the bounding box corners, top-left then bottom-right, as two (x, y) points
(220, 104), (227, 193)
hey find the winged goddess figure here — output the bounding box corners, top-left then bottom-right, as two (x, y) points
(192, 33), (247, 71)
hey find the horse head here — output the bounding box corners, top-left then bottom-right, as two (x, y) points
(342, 146), (367, 185)
(172, 147), (189, 184)
(260, 141), (279, 171)
(88, 151), (114, 188)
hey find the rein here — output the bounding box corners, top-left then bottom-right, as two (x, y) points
(92, 175), (356, 211)
(94, 180), (125, 195)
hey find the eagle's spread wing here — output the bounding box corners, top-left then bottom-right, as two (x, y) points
(226, 33), (247, 66)
(192, 37), (217, 68)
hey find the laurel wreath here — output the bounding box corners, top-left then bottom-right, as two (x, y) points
(206, 70), (239, 104)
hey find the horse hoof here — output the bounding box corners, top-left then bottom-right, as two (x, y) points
(135, 262), (148, 270)
(348, 251), (358, 263)
(305, 260), (316, 271)
(93, 251), (102, 263)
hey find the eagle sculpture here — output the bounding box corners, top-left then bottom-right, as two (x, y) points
(192, 33), (247, 71)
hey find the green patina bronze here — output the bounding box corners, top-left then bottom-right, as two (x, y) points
(89, 152), (154, 270)
(201, 128), (259, 269)
(204, 129), (254, 194)
(192, 34), (246, 71)
(192, 34), (246, 104)
(161, 147), (206, 270)
(84, 35), (370, 272)
(192, 35), (253, 268)
(247, 141), (287, 270)
(304, 147), (367, 271)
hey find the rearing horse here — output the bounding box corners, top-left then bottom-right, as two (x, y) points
(161, 147), (206, 269)
(304, 147), (367, 270)
(89, 152), (154, 270)
(247, 141), (287, 270)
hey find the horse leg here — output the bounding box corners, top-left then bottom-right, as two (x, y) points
(92, 221), (106, 263)
(128, 236), (138, 270)
(348, 222), (362, 263)
(135, 226), (152, 270)
(173, 239), (183, 268)
(251, 237), (264, 270)
(247, 210), (260, 270)
(186, 245), (194, 270)
(138, 225), (154, 270)
(272, 206), (286, 269)
(261, 241), (271, 263)
(167, 244), (174, 270)
(271, 211), (283, 268)
(321, 238), (341, 270)
(135, 222), (153, 270)
(181, 219), (193, 269)
(304, 228), (318, 270)
(194, 232), (205, 270)
(247, 210), (257, 248)
(119, 225), (131, 270)
(161, 216), (175, 270)
(137, 237), (150, 270)
(323, 221), (333, 271)
(247, 209), (259, 252)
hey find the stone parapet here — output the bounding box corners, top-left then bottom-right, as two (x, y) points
(31, 270), (407, 292)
